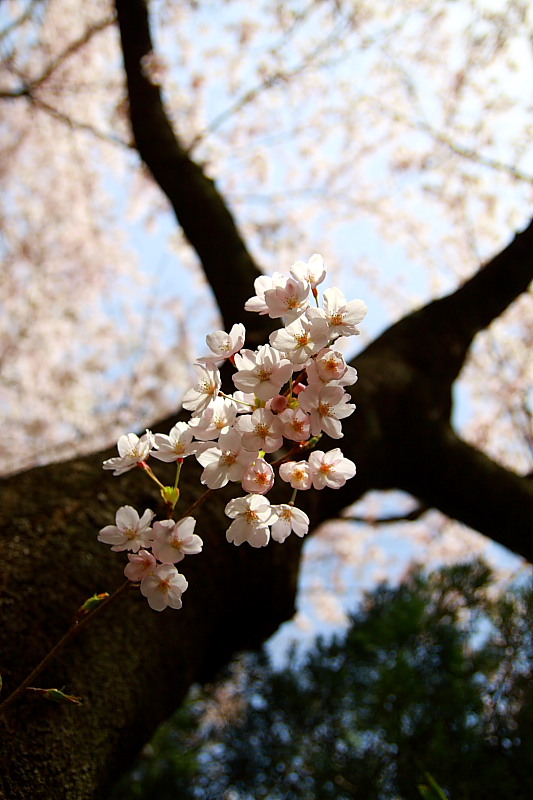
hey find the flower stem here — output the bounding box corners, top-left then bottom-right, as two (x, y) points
(182, 488), (213, 518)
(218, 391), (255, 409)
(174, 459), (183, 490)
(138, 461), (166, 490)
(0, 580), (130, 716)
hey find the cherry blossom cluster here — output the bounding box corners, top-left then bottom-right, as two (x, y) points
(98, 255), (367, 611)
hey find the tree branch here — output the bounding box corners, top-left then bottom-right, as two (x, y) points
(0, 15), (115, 97)
(397, 424), (533, 561)
(366, 217), (533, 393)
(114, 0), (272, 345)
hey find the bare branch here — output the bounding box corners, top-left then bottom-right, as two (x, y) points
(0, 0), (45, 44)
(114, 0), (271, 343)
(364, 218), (533, 395)
(364, 94), (533, 185)
(0, 15), (115, 97)
(27, 95), (132, 148)
(396, 424), (533, 561)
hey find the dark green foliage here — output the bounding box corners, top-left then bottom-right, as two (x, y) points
(111, 561), (533, 800)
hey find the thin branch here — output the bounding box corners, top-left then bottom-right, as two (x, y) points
(363, 94), (533, 185)
(0, 0), (44, 43)
(0, 581), (130, 716)
(27, 95), (132, 148)
(187, 14), (354, 153)
(0, 15), (115, 97)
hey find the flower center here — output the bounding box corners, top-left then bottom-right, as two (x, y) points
(285, 295), (301, 309)
(330, 312), (344, 326)
(318, 402), (332, 418)
(200, 380), (217, 395)
(295, 333), (310, 347)
(254, 423), (270, 437)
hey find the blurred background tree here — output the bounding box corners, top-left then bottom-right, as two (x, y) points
(113, 561), (533, 800)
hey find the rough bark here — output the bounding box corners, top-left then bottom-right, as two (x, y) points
(1, 2), (533, 798)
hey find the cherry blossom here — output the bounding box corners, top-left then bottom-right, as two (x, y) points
(269, 314), (330, 366)
(241, 458), (275, 494)
(231, 391), (262, 413)
(307, 288), (367, 339)
(279, 459), (313, 490)
(234, 407), (285, 453)
(270, 504), (310, 542)
(278, 407), (311, 442)
(197, 323), (246, 364)
(102, 431), (155, 475)
(124, 549), (157, 582)
(308, 448), (356, 490)
(306, 358), (358, 388)
(225, 493), (276, 547)
(98, 506), (155, 552)
(263, 275), (311, 323)
(188, 397), (238, 441)
(298, 384), (355, 438)
(182, 363), (221, 415)
(244, 273), (285, 315)
(314, 348), (349, 383)
(151, 422), (197, 461)
(290, 253), (327, 288)
(196, 429), (256, 488)
(232, 344), (293, 401)
(96, 254), (366, 611)
(151, 516), (203, 564)
(140, 564), (189, 611)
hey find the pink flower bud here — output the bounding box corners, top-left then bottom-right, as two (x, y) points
(270, 394), (289, 413)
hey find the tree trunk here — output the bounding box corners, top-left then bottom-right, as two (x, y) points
(2, 1), (533, 796)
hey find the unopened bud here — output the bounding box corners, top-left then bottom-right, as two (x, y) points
(76, 592), (109, 620)
(161, 486), (180, 508)
(27, 687), (82, 705)
(270, 394), (289, 413)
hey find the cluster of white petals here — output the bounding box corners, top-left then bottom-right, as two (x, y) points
(151, 422), (198, 462)
(99, 507), (202, 611)
(98, 506), (155, 552)
(197, 323), (246, 365)
(100, 256), (366, 610)
(233, 345), (293, 401)
(102, 431), (155, 476)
